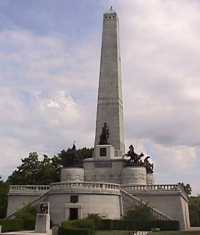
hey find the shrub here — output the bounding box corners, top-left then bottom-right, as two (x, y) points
(61, 218), (95, 235)
(60, 214), (179, 233)
(0, 205), (37, 232)
(124, 203), (155, 223)
(59, 227), (92, 235)
(15, 205), (37, 230)
(93, 219), (179, 231)
(0, 219), (23, 232)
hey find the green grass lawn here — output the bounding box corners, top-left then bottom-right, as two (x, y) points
(96, 231), (130, 235)
(96, 231), (200, 235)
(152, 232), (200, 235)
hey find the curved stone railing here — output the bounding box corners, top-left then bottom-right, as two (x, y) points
(9, 183), (187, 199)
(9, 185), (50, 193)
(121, 184), (188, 199)
(50, 181), (121, 194)
(122, 184), (180, 192)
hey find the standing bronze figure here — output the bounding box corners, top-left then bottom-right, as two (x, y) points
(99, 122), (109, 145)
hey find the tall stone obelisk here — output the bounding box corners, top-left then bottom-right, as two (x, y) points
(95, 8), (125, 156)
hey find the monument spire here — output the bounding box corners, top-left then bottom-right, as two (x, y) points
(94, 9), (125, 156)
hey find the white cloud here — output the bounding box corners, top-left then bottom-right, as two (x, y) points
(0, 29), (98, 179)
(112, 0), (200, 148)
(0, 1), (200, 194)
(117, 0), (200, 193)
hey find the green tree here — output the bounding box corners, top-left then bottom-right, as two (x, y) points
(0, 205), (37, 232)
(7, 152), (60, 185)
(189, 196), (200, 226)
(77, 147), (93, 159)
(58, 146), (93, 168)
(7, 152), (40, 185)
(7, 147), (93, 185)
(15, 205), (37, 230)
(124, 203), (155, 223)
(0, 177), (9, 218)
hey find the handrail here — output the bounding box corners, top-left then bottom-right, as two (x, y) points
(121, 189), (174, 221)
(6, 190), (49, 219)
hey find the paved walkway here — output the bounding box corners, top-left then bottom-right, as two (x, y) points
(0, 231), (47, 235)
(127, 232), (148, 235)
(188, 227), (200, 231)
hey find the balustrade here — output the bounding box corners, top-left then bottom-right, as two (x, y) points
(9, 185), (50, 193)
(9, 182), (186, 195)
(50, 181), (121, 193)
(122, 184), (182, 192)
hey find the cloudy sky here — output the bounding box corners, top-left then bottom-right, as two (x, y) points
(0, 0), (200, 195)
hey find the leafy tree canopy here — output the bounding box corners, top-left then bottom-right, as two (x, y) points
(189, 196), (200, 227)
(124, 203), (155, 223)
(0, 176), (9, 218)
(58, 146), (93, 168)
(7, 147), (93, 185)
(7, 152), (60, 185)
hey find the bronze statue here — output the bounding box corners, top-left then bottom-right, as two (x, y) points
(144, 156), (154, 173)
(125, 145), (144, 166)
(99, 122), (109, 145)
(61, 144), (82, 168)
(125, 145), (154, 171)
(126, 145), (137, 160)
(40, 202), (48, 214)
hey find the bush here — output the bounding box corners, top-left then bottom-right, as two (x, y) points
(59, 226), (92, 235)
(94, 219), (179, 231)
(15, 205), (37, 230)
(61, 218), (95, 235)
(0, 205), (37, 232)
(124, 204), (155, 223)
(0, 219), (23, 232)
(60, 214), (179, 233)
(0, 179), (8, 219)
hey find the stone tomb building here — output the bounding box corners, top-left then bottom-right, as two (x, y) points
(7, 9), (190, 230)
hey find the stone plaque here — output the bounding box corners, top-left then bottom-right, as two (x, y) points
(100, 147), (107, 156)
(95, 161), (112, 168)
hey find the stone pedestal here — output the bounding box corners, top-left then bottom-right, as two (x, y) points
(147, 173), (154, 185)
(35, 213), (50, 233)
(94, 145), (115, 159)
(61, 168), (84, 182)
(122, 167), (147, 185)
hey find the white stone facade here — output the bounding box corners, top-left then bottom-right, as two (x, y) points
(121, 167), (147, 185)
(61, 168), (84, 182)
(7, 182), (190, 230)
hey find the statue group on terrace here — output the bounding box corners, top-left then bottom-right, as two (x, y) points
(99, 123), (154, 173)
(125, 145), (154, 173)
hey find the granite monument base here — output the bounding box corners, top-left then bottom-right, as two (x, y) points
(35, 213), (50, 234)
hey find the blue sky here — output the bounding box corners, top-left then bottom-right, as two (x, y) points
(0, 1), (102, 35)
(0, 0), (200, 195)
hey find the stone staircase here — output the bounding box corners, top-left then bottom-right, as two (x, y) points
(6, 190), (49, 219)
(121, 189), (173, 221)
